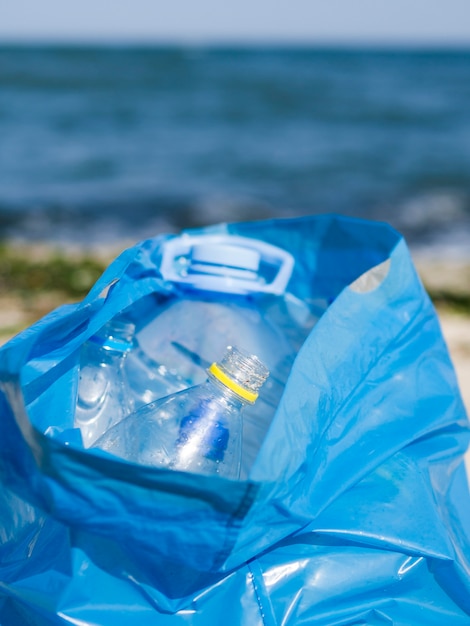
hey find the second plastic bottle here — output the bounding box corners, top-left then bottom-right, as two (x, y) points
(93, 346), (269, 480)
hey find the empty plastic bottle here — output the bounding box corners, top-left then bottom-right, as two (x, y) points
(138, 235), (298, 386)
(131, 234), (322, 473)
(93, 346), (269, 480)
(125, 341), (188, 409)
(74, 318), (136, 448)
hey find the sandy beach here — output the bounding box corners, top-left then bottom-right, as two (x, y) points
(1, 245), (469, 474)
(414, 258), (470, 437)
(434, 311), (470, 469)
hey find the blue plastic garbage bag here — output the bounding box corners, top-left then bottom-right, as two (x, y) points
(1, 214), (470, 625)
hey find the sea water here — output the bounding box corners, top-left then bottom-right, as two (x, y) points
(1, 45), (470, 257)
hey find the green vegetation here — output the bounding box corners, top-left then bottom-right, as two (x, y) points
(0, 243), (107, 299)
(425, 289), (470, 316)
(0, 243), (109, 342)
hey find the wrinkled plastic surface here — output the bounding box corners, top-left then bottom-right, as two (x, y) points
(1, 214), (469, 625)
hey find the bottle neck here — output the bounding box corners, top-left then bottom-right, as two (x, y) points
(208, 347), (268, 404)
(206, 375), (248, 411)
(82, 340), (129, 367)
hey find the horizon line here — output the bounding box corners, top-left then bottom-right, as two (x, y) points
(1, 35), (470, 51)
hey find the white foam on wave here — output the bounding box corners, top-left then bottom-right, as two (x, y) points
(394, 189), (470, 261)
(399, 190), (468, 229)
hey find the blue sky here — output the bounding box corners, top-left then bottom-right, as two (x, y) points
(1, 0), (470, 45)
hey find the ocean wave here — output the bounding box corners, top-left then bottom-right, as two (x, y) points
(1, 45), (470, 258)
(1, 189), (469, 260)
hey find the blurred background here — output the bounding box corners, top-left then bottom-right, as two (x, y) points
(1, 0), (470, 253)
(0, 0), (470, 373)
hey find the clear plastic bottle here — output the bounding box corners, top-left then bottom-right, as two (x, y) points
(138, 235), (300, 388)
(132, 235), (321, 473)
(93, 346), (269, 480)
(125, 341), (188, 409)
(74, 318), (136, 448)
